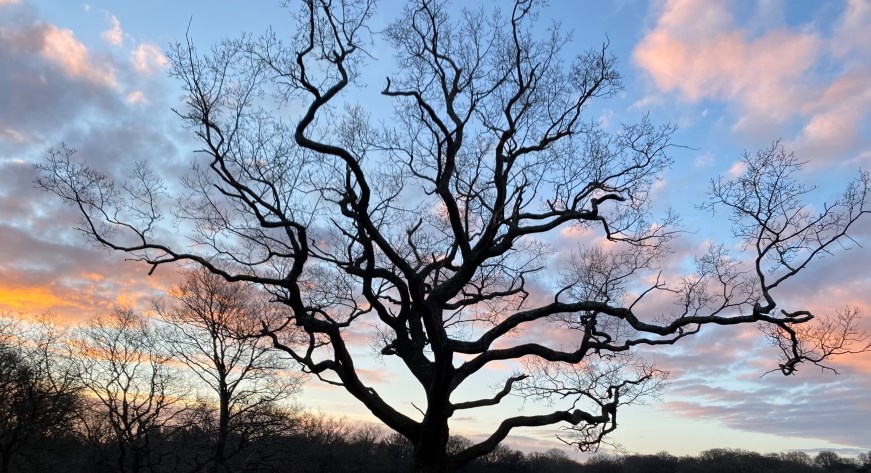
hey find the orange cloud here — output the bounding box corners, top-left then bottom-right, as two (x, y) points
(0, 285), (67, 312)
(0, 256), (181, 325)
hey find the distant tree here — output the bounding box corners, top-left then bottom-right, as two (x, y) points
(0, 315), (80, 473)
(622, 452), (678, 473)
(582, 453), (622, 473)
(476, 444), (529, 473)
(780, 451), (814, 466)
(73, 308), (186, 473)
(75, 396), (119, 471)
(154, 269), (302, 473)
(814, 451), (857, 472)
(379, 432), (415, 472)
(36, 0), (871, 471)
(859, 451), (871, 472)
(293, 412), (359, 471)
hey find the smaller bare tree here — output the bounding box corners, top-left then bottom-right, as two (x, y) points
(154, 269), (301, 473)
(74, 307), (185, 473)
(0, 313), (81, 473)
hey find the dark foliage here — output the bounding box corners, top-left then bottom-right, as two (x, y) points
(0, 321), (80, 473)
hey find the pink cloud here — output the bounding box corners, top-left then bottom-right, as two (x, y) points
(634, 0), (871, 160)
(131, 43), (168, 75)
(634, 0), (820, 130)
(832, 0), (871, 59)
(0, 127), (26, 143)
(39, 24), (117, 86)
(101, 13), (122, 46)
(0, 19), (116, 87)
(790, 67), (871, 159)
(354, 368), (394, 385)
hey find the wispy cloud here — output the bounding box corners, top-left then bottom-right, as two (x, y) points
(101, 13), (122, 46)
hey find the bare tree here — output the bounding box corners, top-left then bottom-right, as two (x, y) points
(36, 0), (870, 471)
(0, 314), (81, 473)
(73, 308), (186, 473)
(154, 269), (301, 473)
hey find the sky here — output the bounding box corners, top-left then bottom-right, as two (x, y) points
(1, 0), (870, 460)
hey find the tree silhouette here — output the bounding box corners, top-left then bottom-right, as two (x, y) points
(36, 0), (870, 471)
(0, 315), (80, 473)
(155, 269), (302, 473)
(73, 308), (186, 473)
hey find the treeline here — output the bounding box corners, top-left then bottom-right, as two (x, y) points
(579, 450), (871, 473)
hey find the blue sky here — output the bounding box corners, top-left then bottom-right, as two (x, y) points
(1, 0), (869, 459)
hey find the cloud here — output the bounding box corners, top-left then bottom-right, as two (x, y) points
(630, 94), (660, 110)
(0, 0), (20, 6)
(648, 247), (871, 448)
(0, 2), (117, 90)
(0, 5), (190, 323)
(126, 90), (148, 105)
(0, 127), (26, 143)
(354, 368), (393, 385)
(132, 43), (168, 75)
(101, 13), (122, 46)
(661, 372), (871, 447)
(29, 24), (116, 86)
(726, 160), (746, 177)
(0, 14), (121, 138)
(790, 66), (871, 160)
(832, 0), (871, 60)
(633, 0), (871, 161)
(0, 222), (179, 322)
(633, 0), (819, 129)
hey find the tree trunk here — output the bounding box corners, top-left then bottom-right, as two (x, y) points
(413, 390), (452, 472)
(411, 333), (459, 473)
(1, 448), (11, 473)
(414, 429), (450, 473)
(213, 386), (230, 473)
(116, 440), (126, 473)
